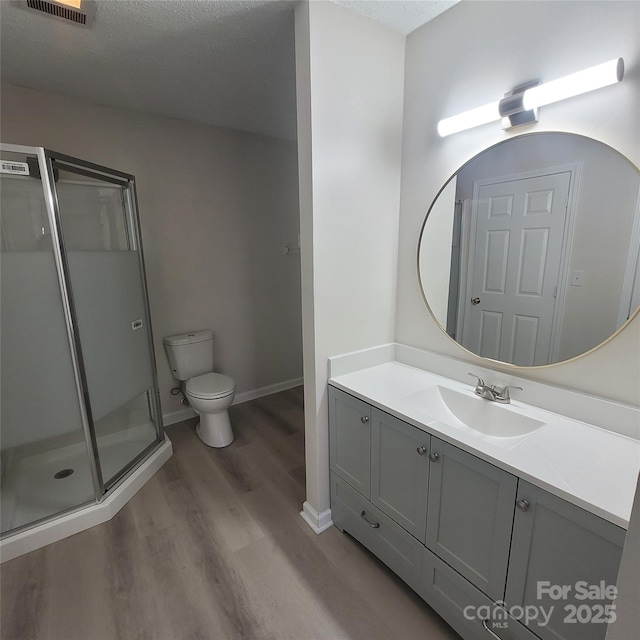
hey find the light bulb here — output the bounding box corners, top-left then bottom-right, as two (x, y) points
(523, 58), (623, 111)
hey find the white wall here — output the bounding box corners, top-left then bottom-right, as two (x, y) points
(1, 84), (303, 421)
(397, 0), (640, 404)
(295, 0), (404, 528)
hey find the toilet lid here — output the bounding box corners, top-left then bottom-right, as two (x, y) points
(186, 373), (235, 399)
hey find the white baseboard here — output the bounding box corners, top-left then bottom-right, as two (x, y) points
(233, 377), (304, 405)
(300, 501), (333, 534)
(162, 377), (304, 427)
(163, 406), (197, 426)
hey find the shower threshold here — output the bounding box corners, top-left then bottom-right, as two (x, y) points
(0, 436), (172, 563)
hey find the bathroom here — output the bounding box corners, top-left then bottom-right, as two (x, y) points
(1, 1), (639, 639)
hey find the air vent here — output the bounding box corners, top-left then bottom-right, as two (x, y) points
(26, 0), (87, 25)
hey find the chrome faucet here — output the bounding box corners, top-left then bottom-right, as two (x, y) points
(468, 373), (522, 404)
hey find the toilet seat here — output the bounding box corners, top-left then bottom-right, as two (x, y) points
(186, 373), (235, 399)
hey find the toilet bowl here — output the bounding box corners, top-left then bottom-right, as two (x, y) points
(163, 330), (236, 448)
(185, 372), (235, 448)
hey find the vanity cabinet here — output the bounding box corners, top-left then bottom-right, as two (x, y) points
(505, 481), (625, 640)
(328, 385), (626, 640)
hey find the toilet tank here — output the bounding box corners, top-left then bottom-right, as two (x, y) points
(163, 330), (213, 380)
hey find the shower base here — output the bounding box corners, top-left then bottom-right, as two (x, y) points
(0, 430), (172, 562)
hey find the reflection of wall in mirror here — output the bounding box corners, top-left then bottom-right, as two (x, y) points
(454, 135), (639, 362)
(419, 177), (456, 328)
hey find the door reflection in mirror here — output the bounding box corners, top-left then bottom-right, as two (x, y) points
(418, 133), (640, 367)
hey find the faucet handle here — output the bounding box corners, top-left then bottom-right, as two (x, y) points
(495, 385), (523, 403)
(468, 372), (485, 387)
(468, 372), (486, 395)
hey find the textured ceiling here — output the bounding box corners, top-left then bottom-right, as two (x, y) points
(0, 0), (458, 141)
(333, 0), (458, 35)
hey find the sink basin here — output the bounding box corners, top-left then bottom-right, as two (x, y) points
(404, 385), (545, 438)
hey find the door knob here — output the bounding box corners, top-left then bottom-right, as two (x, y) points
(471, 297), (481, 305)
(417, 446), (427, 455)
(360, 416), (369, 424)
(429, 452), (439, 462)
(517, 499), (530, 512)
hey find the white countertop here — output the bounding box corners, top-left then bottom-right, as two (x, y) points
(329, 361), (640, 529)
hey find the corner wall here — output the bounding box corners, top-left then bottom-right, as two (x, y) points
(1, 84), (303, 421)
(397, 0), (640, 404)
(295, 0), (404, 528)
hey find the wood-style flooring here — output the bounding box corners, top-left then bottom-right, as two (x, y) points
(1, 387), (460, 640)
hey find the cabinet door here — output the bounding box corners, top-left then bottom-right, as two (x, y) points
(505, 481), (625, 640)
(426, 438), (517, 601)
(328, 386), (371, 497)
(371, 409), (430, 541)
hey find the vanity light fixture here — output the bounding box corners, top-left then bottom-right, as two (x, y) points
(437, 58), (624, 137)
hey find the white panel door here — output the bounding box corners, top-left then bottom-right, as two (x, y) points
(462, 172), (571, 365)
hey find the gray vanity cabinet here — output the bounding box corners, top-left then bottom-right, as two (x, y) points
(328, 387), (372, 497)
(426, 438), (518, 601)
(371, 408), (430, 541)
(505, 481), (625, 640)
(328, 384), (625, 640)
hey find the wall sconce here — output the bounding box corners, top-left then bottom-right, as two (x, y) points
(437, 58), (624, 137)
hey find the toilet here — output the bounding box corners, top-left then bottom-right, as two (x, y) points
(163, 330), (235, 447)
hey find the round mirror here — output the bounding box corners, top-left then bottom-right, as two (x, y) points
(418, 132), (640, 367)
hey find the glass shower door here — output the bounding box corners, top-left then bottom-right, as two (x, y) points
(49, 153), (162, 490)
(0, 148), (96, 534)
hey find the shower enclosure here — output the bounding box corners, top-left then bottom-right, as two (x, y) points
(1, 144), (168, 552)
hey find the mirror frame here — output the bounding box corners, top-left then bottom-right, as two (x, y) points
(417, 131), (640, 370)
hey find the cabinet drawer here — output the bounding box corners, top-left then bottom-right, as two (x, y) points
(331, 473), (423, 592)
(420, 548), (541, 640)
(329, 387), (372, 498)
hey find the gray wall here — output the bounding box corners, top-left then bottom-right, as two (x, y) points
(1, 83), (303, 422)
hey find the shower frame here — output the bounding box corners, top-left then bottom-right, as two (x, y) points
(1, 143), (166, 537)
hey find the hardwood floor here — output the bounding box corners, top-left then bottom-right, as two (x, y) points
(1, 387), (460, 640)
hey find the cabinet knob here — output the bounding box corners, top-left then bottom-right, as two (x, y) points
(517, 499), (530, 512)
(360, 416), (369, 424)
(417, 446), (427, 455)
(429, 452), (439, 462)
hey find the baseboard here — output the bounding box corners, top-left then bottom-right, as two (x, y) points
(300, 501), (333, 534)
(162, 377), (304, 427)
(233, 377), (304, 405)
(162, 406), (197, 426)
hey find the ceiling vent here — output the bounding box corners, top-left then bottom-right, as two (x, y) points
(26, 0), (88, 25)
